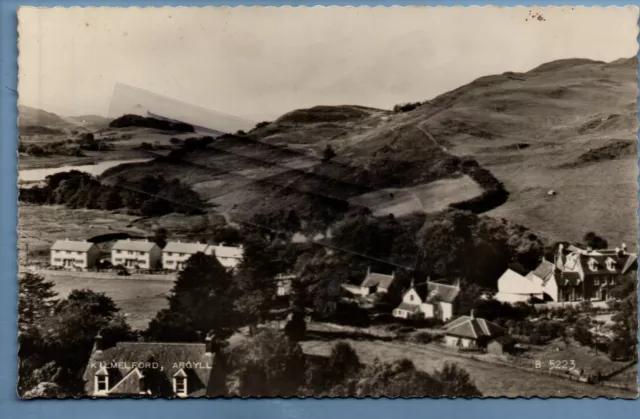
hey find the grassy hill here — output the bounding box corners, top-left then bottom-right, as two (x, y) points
(102, 57), (637, 245)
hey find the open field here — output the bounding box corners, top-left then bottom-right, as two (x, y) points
(300, 338), (638, 398)
(43, 271), (173, 330)
(349, 175), (483, 217)
(18, 204), (150, 263)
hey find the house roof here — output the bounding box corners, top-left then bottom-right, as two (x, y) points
(577, 252), (637, 276)
(361, 272), (395, 289)
(163, 241), (209, 254)
(555, 271), (581, 287)
(112, 240), (159, 252)
(498, 269), (543, 295)
(51, 240), (96, 252)
(83, 342), (214, 397)
(442, 316), (505, 340)
(425, 282), (460, 304)
(532, 259), (555, 284)
(396, 302), (421, 312)
(209, 244), (243, 259)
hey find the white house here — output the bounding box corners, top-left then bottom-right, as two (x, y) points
(359, 267), (395, 296)
(111, 239), (162, 271)
(441, 312), (505, 349)
(276, 274), (296, 296)
(162, 241), (210, 271)
(495, 268), (545, 303)
(50, 239), (101, 270)
(209, 243), (244, 270)
(393, 279), (460, 321)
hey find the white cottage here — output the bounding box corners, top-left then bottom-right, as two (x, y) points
(495, 268), (544, 303)
(111, 239), (162, 271)
(442, 312), (505, 349)
(50, 239), (101, 270)
(393, 279), (460, 321)
(359, 267), (395, 296)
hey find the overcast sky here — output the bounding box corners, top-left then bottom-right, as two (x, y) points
(18, 6), (639, 126)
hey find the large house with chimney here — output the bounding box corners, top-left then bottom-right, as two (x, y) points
(83, 334), (225, 397)
(111, 239), (162, 271)
(50, 239), (101, 270)
(392, 279), (460, 321)
(497, 243), (637, 303)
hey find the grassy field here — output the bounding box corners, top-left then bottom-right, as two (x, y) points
(300, 338), (637, 398)
(18, 204), (150, 264)
(349, 175), (483, 217)
(44, 271), (173, 330)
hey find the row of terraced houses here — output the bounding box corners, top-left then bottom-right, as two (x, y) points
(50, 238), (244, 271)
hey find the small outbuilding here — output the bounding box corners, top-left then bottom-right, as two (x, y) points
(487, 336), (517, 355)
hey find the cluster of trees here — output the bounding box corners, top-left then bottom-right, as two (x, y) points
(393, 102), (424, 113)
(109, 114), (195, 133)
(19, 171), (205, 217)
(450, 158), (509, 214)
(18, 133), (114, 158)
(226, 333), (481, 397)
(19, 273), (136, 397)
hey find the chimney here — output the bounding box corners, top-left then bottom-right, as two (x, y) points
(94, 333), (104, 352)
(470, 309), (475, 319)
(366, 266), (371, 276)
(195, 330), (203, 341)
(454, 278), (461, 290)
(621, 243), (627, 254)
(205, 335), (215, 354)
(391, 270), (395, 279)
(410, 278), (415, 289)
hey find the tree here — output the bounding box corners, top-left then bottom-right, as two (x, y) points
(153, 227), (169, 249)
(145, 253), (237, 344)
(326, 342), (361, 385)
(18, 273), (58, 332)
(609, 290), (638, 360)
(583, 232), (608, 250)
(322, 144), (337, 162)
(432, 362), (483, 397)
(228, 330), (307, 397)
(234, 237), (280, 333)
(284, 311), (306, 342)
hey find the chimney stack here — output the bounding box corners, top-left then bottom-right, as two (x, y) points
(621, 243), (627, 254)
(205, 334), (215, 354)
(94, 333), (104, 352)
(470, 309), (475, 319)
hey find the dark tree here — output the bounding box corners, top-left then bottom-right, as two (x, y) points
(583, 232), (608, 250)
(153, 227), (169, 249)
(322, 144), (337, 162)
(145, 253), (237, 344)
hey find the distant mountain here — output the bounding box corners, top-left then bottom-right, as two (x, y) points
(109, 114), (195, 133)
(102, 56), (638, 246)
(147, 112), (226, 137)
(18, 105), (75, 134)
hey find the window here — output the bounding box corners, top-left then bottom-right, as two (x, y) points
(174, 377), (187, 396)
(594, 278), (599, 286)
(116, 250), (122, 254)
(180, 253), (185, 257)
(168, 252), (174, 256)
(95, 371), (109, 394)
(409, 294), (414, 302)
(54, 258), (61, 262)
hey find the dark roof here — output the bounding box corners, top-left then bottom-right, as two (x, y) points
(163, 241), (209, 254)
(425, 282), (460, 304)
(556, 271), (581, 287)
(361, 272), (395, 289)
(578, 253), (636, 276)
(112, 240), (159, 252)
(442, 316), (505, 340)
(83, 342), (215, 397)
(532, 259), (555, 284)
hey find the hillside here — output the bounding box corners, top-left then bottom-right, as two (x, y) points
(102, 56), (638, 246)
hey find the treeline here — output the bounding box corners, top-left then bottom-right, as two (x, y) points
(109, 114), (195, 133)
(19, 170), (205, 217)
(18, 133), (113, 157)
(450, 158), (509, 214)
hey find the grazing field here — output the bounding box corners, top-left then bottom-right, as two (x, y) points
(349, 175), (483, 217)
(18, 204), (149, 264)
(44, 271), (173, 330)
(300, 338), (638, 398)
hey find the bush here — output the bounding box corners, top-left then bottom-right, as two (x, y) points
(393, 102), (422, 113)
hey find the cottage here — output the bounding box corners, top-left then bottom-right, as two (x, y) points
(209, 243), (244, 270)
(50, 239), (101, 270)
(83, 334), (225, 397)
(532, 244), (637, 302)
(111, 239), (162, 271)
(393, 279), (460, 321)
(441, 312), (505, 349)
(359, 267), (395, 296)
(495, 269), (544, 303)
(162, 241), (210, 271)
(276, 274), (296, 297)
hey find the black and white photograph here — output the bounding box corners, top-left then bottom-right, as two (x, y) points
(16, 6), (639, 398)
